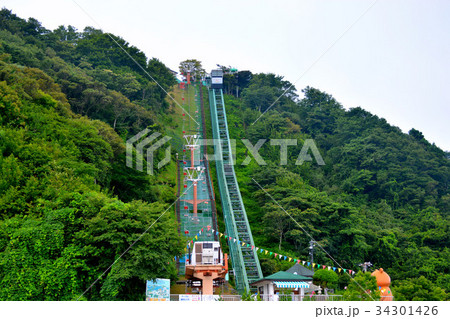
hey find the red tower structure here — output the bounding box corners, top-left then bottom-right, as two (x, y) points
(183, 166), (207, 220)
(184, 135), (200, 169)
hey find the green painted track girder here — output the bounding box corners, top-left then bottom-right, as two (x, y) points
(208, 88), (263, 292)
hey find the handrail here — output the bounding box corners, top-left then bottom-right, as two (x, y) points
(208, 88), (263, 292)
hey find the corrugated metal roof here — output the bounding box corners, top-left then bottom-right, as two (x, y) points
(264, 271), (311, 281)
(286, 263), (315, 277)
(251, 271), (311, 285)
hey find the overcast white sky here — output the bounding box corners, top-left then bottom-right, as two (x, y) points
(2, 0), (449, 150)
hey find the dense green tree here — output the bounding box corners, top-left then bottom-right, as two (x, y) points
(0, 50), (182, 300)
(179, 59), (205, 81)
(222, 73), (449, 300)
(313, 269), (339, 293)
(263, 206), (291, 250)
(394, 276), (447, 301)
(1, 8), (449, 301)
(343, 272), (380, 301)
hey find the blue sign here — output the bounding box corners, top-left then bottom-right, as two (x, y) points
(146, 278), (170, 301)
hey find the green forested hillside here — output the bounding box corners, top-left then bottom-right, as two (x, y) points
(0, 9), (183, 300)
(0, 8), (448, 301)
(220, 74), (449, 300)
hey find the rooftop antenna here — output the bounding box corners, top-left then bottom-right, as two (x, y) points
(309, 240), (315, 272)
(181, 61), (196, 85)
(358, 261), (373, 272)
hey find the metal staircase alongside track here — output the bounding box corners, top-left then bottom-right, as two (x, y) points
(208, 88), (263, 292)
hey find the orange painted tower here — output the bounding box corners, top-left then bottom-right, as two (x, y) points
(371, 268), (394, 301)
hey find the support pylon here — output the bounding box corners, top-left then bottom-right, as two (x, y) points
(184, 135), (200, 169)
(183, 166), (205, 219)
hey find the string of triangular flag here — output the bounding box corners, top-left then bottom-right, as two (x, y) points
(173, 227), (355, 276)
(181, 225), (213, 251)
(172, 226), (212, 263)
(207, 228), (355, 276)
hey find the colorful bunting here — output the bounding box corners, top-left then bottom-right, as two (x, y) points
(209, 230), (357, 276)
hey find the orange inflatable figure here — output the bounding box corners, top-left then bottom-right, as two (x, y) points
(371, 268), (394, 301)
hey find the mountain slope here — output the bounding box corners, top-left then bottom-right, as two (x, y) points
(0, 9), (183, 300)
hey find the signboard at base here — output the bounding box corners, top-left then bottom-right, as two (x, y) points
(146, 278), (170, 301)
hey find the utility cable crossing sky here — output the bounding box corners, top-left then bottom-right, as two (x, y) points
(68, 0), (392, 299)
(251, 0), (378, 125)
(3, 0), (441, 302)
(3, 0), (449, 149)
